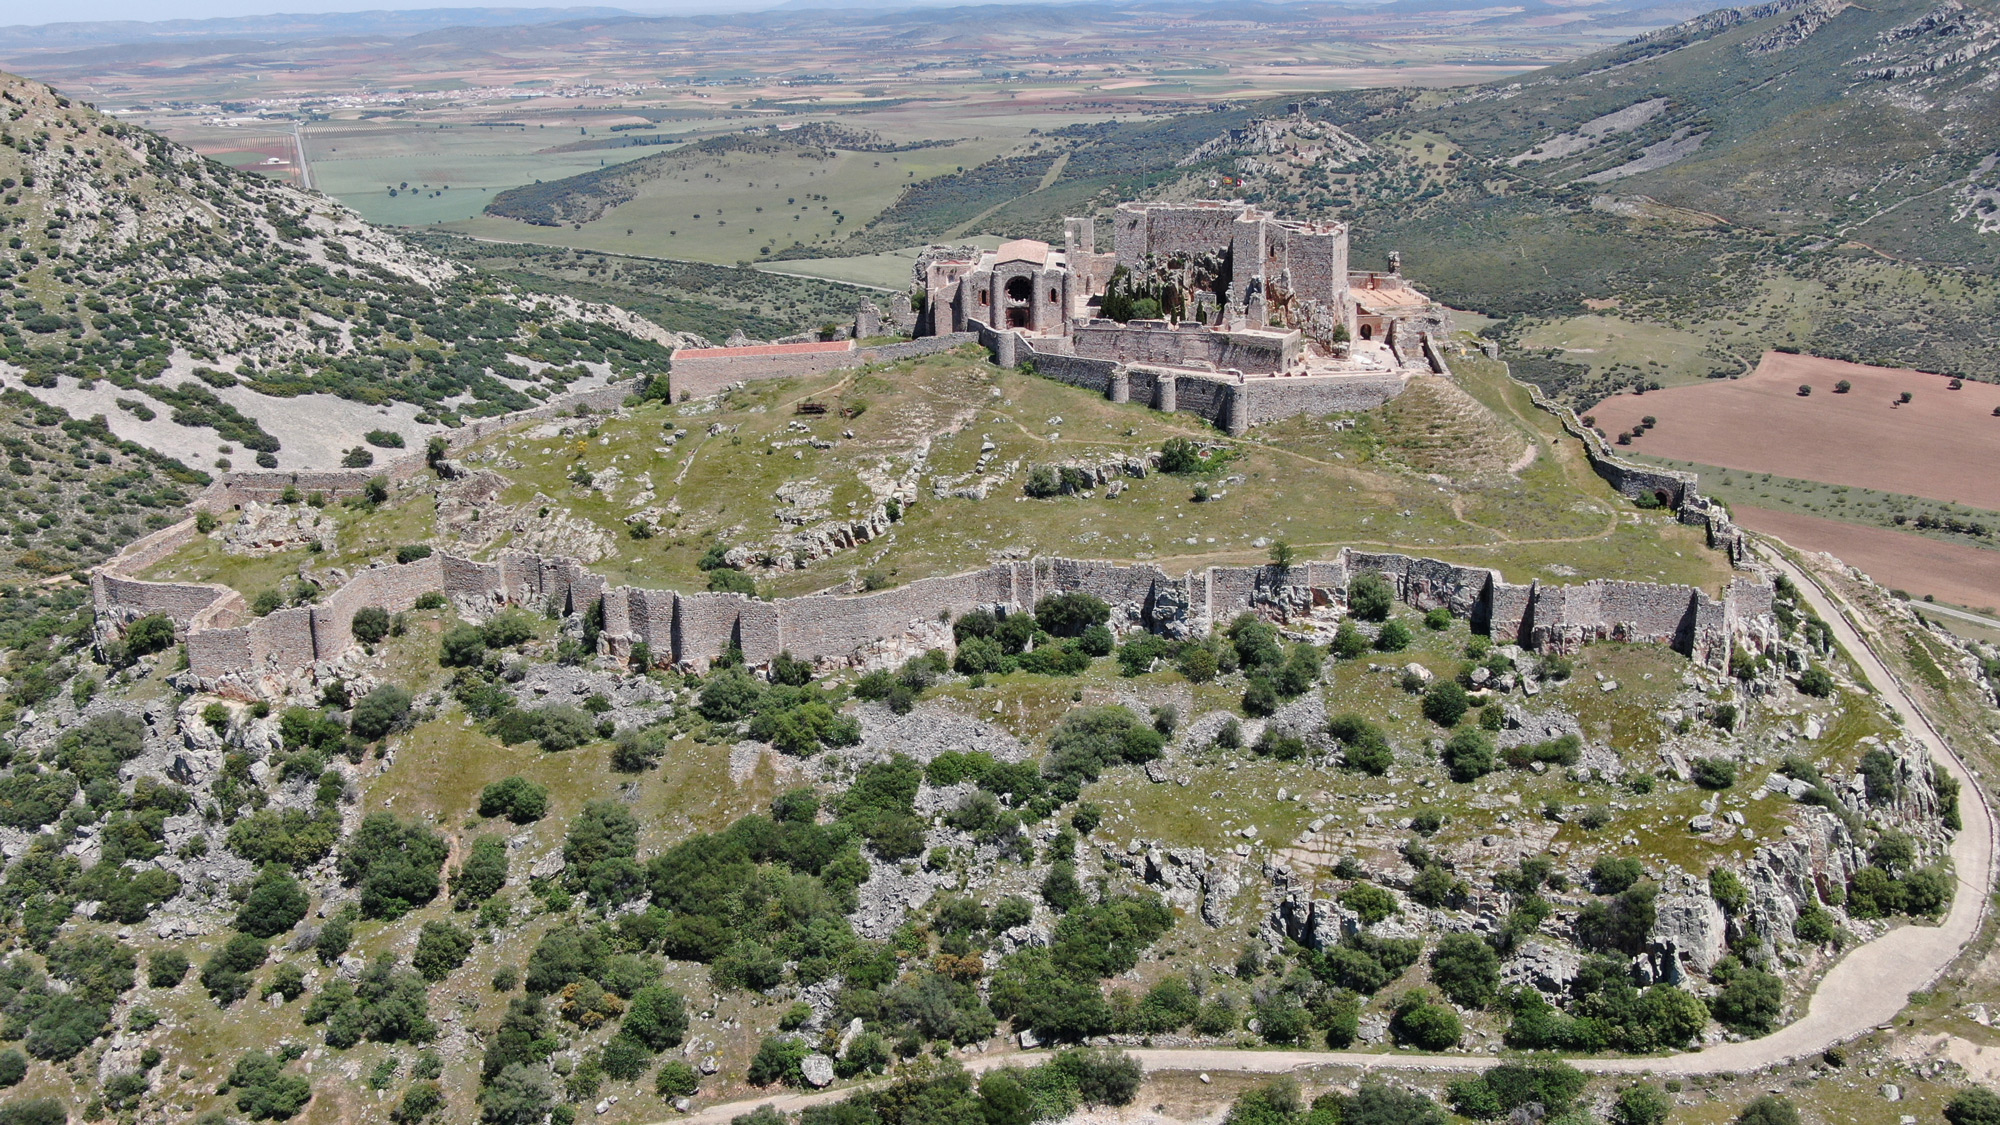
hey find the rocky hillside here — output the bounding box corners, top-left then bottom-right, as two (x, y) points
(0, 71), (685, 471)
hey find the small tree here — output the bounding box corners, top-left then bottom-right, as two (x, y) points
(1796, 384), (1811, 397)
(1834, 380), (1852, 393)
(1899, 391), (1913, 404)
(351, 606), (391, 645)
(1348, 573), (1394, 621)
(1268, 540), (1296, 568)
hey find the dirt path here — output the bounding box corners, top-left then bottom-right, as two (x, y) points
(647, 540), (1996, 1125)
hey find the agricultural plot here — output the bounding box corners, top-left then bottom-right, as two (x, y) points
(445, 132), (1019, 266)
(1731, 505), (2000, 615)
(1588, 351), (2000, 510)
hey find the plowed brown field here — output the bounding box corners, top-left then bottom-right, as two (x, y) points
(1733, 505), (2000, 613)
(1588, 352), (2000, 509)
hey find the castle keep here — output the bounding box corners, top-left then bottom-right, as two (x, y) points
(913, 200), (1455, 433)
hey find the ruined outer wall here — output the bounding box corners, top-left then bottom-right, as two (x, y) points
(1237, 374), (1406, 425)
(669, 347), (859, 402)
(140, 538), (1773, 689)
(312, 557), (447, 655)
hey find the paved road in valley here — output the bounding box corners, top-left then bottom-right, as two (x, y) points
(660, 543), (1996, 1125)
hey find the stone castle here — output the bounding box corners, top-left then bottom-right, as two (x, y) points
(911, 200), (1456, 434)
(667, 199), (1458, 436)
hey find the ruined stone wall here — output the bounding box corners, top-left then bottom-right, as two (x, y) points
(312, 557), (447, 656)
(1237, 374), (1406, 426)
(1019, 340), (1118, 395)
(199, 383), (635, 509)
(669, 346), (859, 403)
(861, 334), (976, 363)
(1071, 320), (1294, 375)
(119, 532), (1774, 687)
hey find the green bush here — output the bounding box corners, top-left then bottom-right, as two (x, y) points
(413, 921), (474, 981)
(1374, 620), (1412, 652)
(146, 950), (189, 989)
(1440, 729), (1495, 782)
(1590, 857), (1646, 894)
(1422, 681), (1470, 727)
(478, 776), (548, 823)
(1389, 990), (1461, 1050)
(1711, 958), (1783, 1035)
(351, 606), (391, 644)
(1945, 1088), (2000, 1125)
(338, 813), (449, 920)
(1348, 574), (1394, 621)
(1734, 1096), (1800, 1125)
(202, 934), (268, 1006)
(1692, 756), (1737, 790)
(1329, 714), (1393, 775)
(349, 685), (413, 741)
(1340, 883), (1397, 925)
(746, 1036), (809, 1087)
(1610, 1084), (1673, 1125)
(1429, 933), (1500, 1008)
(235, 864), (310, 938)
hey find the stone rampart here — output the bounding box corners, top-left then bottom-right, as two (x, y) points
(1237, 373), (1407, 425)
(118, 532), (1774, 692)
(669, 343), (858, 402)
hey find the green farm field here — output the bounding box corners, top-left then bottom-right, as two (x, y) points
(443, 133), (1019, 264)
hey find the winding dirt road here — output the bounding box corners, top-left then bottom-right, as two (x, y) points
(658, 540), (1995, 1125)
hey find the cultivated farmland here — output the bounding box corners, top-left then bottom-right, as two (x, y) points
(1734, 504), (2000, 615)
(1589, 351), (2000, 509)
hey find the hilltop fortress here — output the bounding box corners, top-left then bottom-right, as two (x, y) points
(673, 200), (1457, 434)
(909, 200), (1454, 432)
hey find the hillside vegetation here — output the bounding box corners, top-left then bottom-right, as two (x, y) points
(0, 72), (681, 464)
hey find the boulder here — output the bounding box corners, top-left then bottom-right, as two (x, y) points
(801, 1054), (835, 1088)
(1501, 941), (1581, 996)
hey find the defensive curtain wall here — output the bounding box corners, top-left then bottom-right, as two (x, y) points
(98, 527), (1775, 696)
(91, 331), (1772, 695)
(667, 334), (977, 402)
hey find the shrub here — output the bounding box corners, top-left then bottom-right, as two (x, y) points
(1339, 883), (1397, 925)
(1711, 959), (1783, 1035)
(338, 813), (449, 920)
(1374, 620), (1412, 652)
(1035, 592), (1111, 638)
(1440, 730), (1495, 782)
(439, 625), (486, 667)
(1735, 1096), (1800, 1125)
(1331, 619), (1371, 659)
(413, 921), (473, 981)
(1591, 857), (1646, 894)
(351, 606), (392, 644)
(1692, 756), (1737, 789)
(1422, 681), (1470, 727)
(1348, 573), (1394, 621)
(146, 950), (189, 989)
(1390, 990), (1462, 1050)
(656, 1060), (700, 1099)
(479, 776), (549, 823)
(1611, 1084), (1673, 1125)
(1797, 666), (1835, 697)
(125, 614), (176, 657)
(746, 1036), (809, 1087)
(235, 864), (310, 938)
(1329, 714), (1392, 775)
(349, 685), (412, 741)
(365, 429), (406, 449)
(202, 933), (268, 1006)
(1450, 1057), (1588, 1119)
(0, 1052), (21, 1088)
(1160, 437), (1203, 474)
(342, 446), (375, 468)
(1946, 1088), (2000, 1125)
(1429, 933), (1500, 1008)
